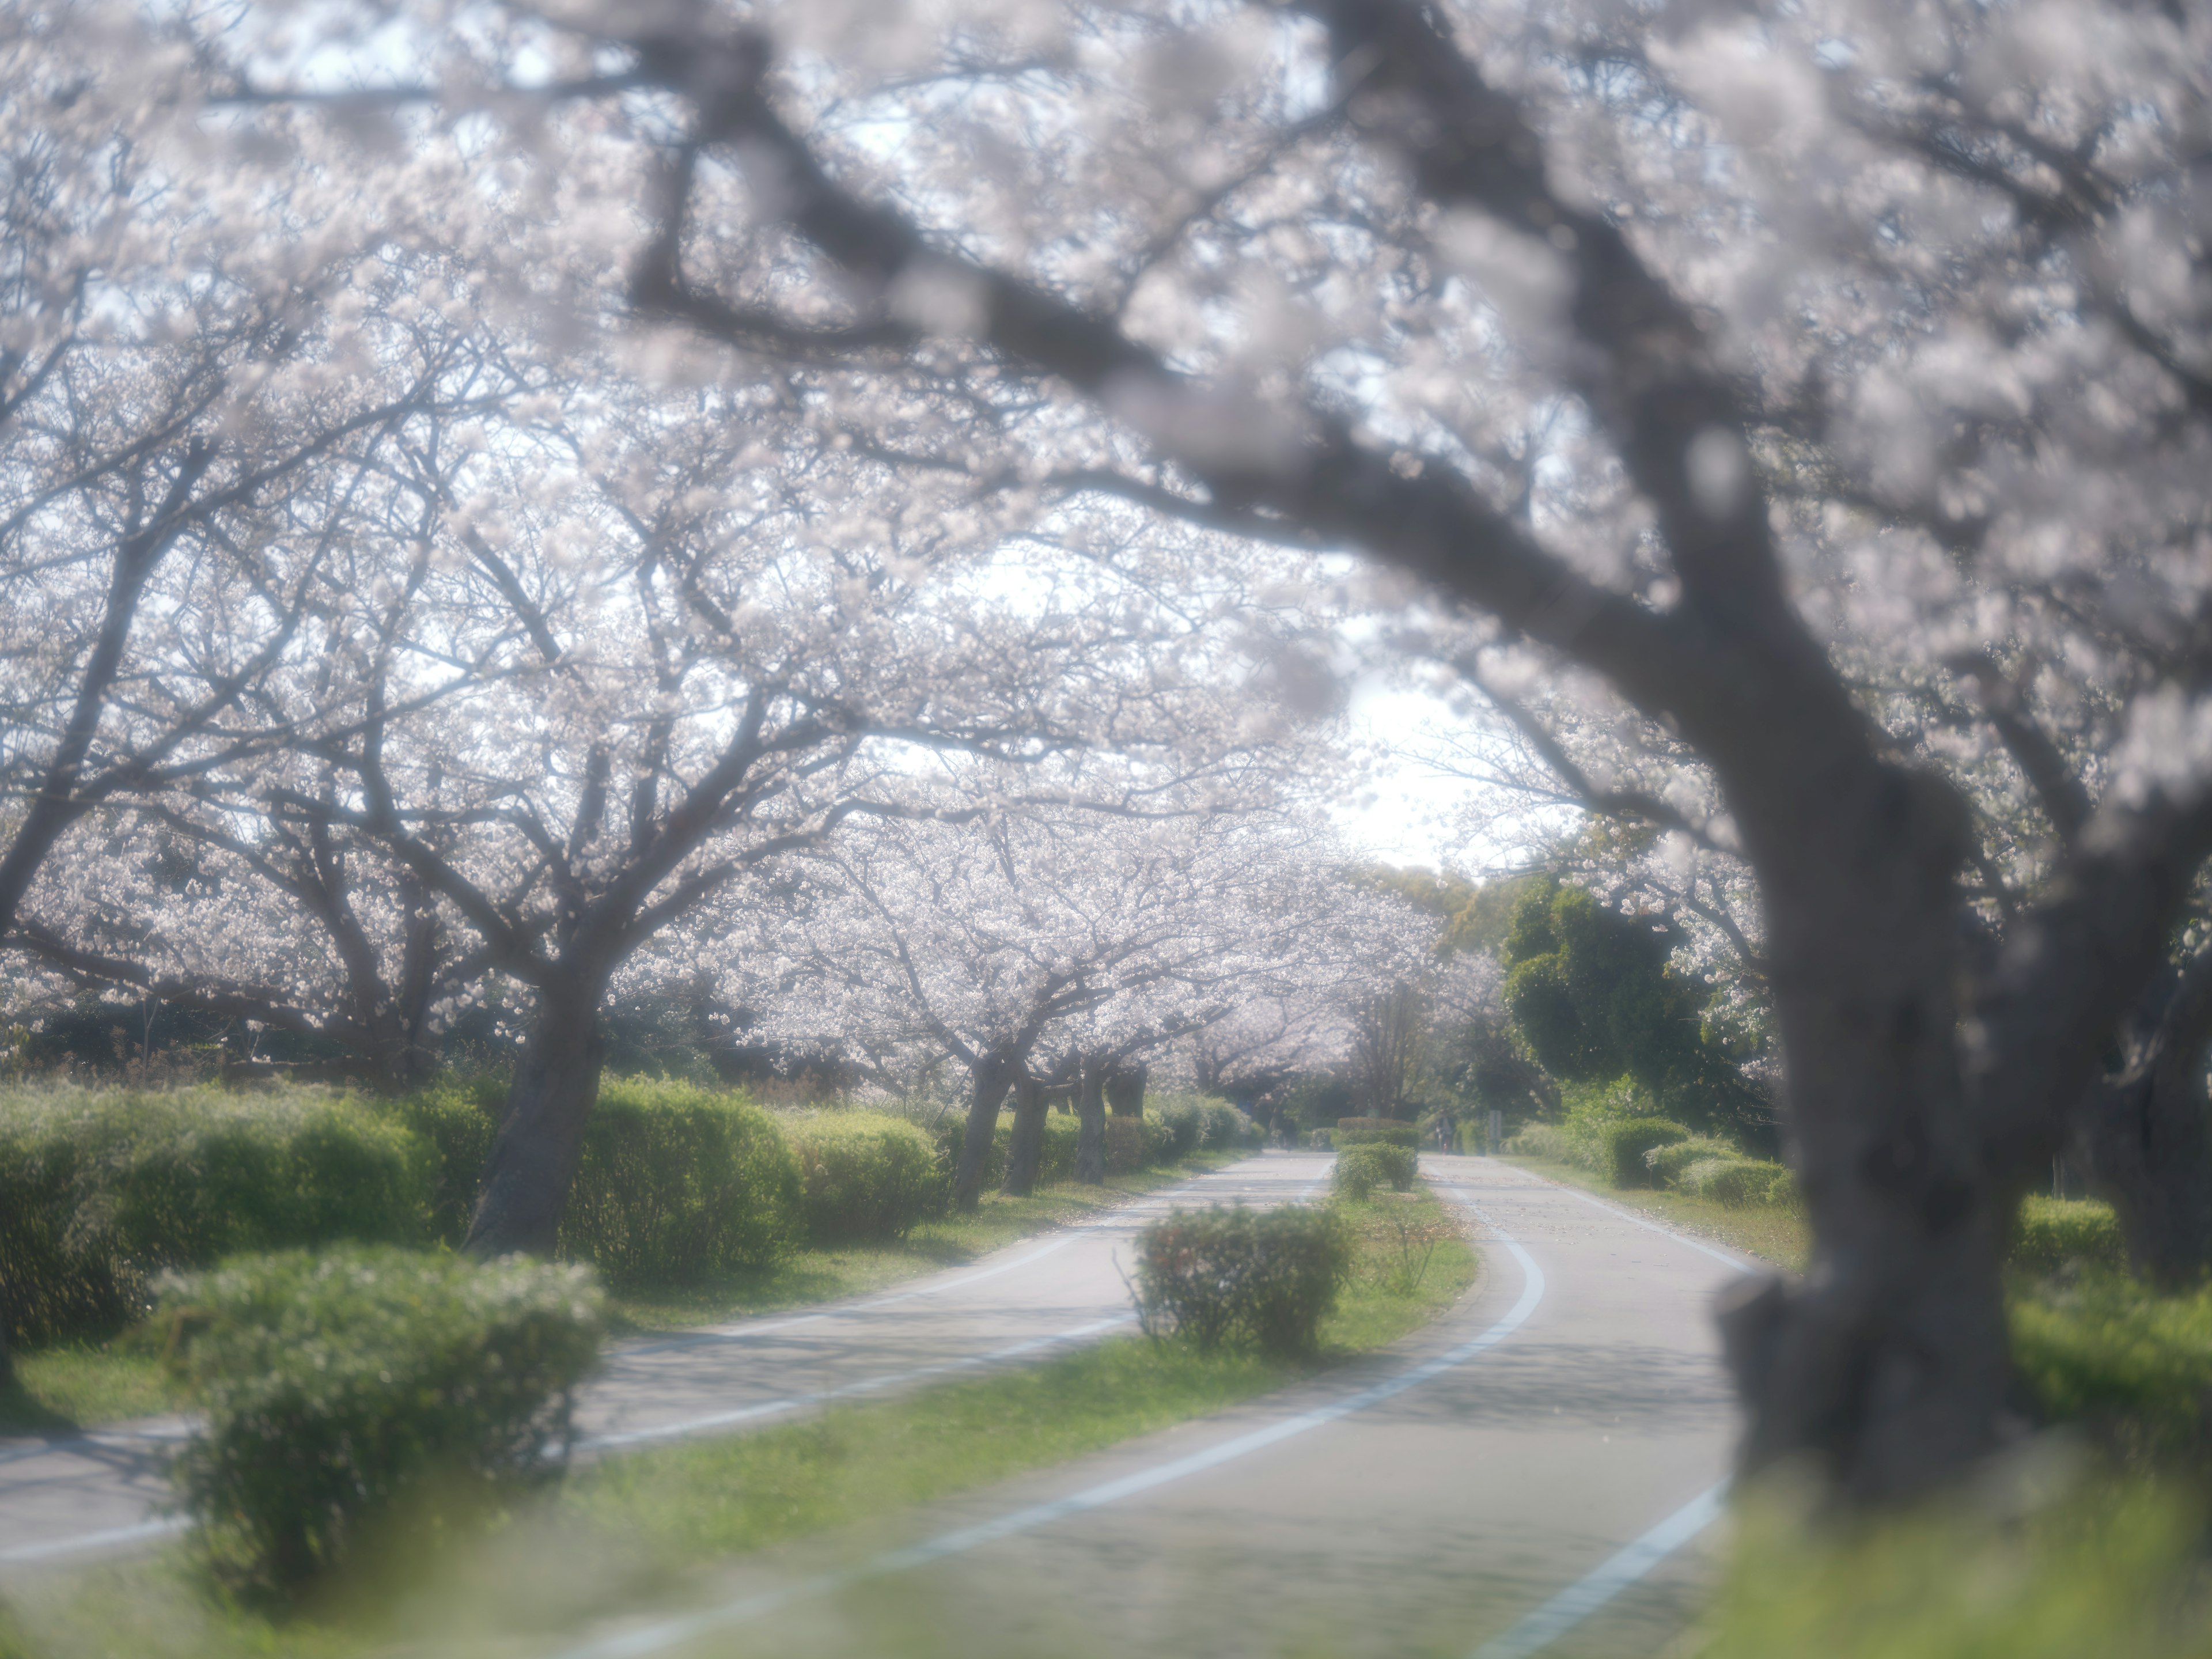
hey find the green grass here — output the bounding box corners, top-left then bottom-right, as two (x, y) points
(0, 1185), (1476, 1658)
(1502, 1153), (1811, 1270)
(0, 1152), (1247, 1434)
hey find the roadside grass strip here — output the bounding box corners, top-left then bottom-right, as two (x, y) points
(551, 1187), (1537, 1659)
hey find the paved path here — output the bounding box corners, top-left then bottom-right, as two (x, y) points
(0, 1152), (1327, 1573)
(541, 1154), (1749, 1659)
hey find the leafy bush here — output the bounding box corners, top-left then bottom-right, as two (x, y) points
(1502, 1123), (1570, 1161)
(2010, 1273), (2212, 1471)
(1142, 1113), (1180, 1164)
(377, 1080), (502, 1245)
(1150, 1097), (1205, 1158)
(1681, 1157), (1796, 1209)
(558, 1079), (800, 1282)
(1596, 1117), (1690, 1187)
(160, 1245), (604, 1595)
(783, 1112), (949, 1243)
(1132, 1205), (1354, 1356)
(1643, 1134), (1741, 1187)
(0, 1085), (429, 1343)
(1104, 1115), (1149, 1173)
(2012, 1196), (2126, 1277)
(1334, 1117), (1419, 1149)
(1334, 1143), (1418, 1200)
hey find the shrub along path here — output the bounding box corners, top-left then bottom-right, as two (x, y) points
(521, 1154), (1745, 1659)
(0, 1151), (1325, 1575)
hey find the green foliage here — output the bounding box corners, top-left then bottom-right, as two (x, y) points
(1641, 1134), (1741, 1185)
(2012, 1196), (2127, 1278)
(1502, 1122), (1570, 1161)
(783, 1112), (949, 1243)
(0, 1084), (429, 1343)
(1705, 1475), (2211, 1659)
(1332, 1116), (1420, 1149)
(1598, 1118), (1688, 1187)
(1334, 1143), (1418, 1200)
(558, 1079), (800, 1283)
(159, 1245), (604, 1596)
(1680, 1156), (1795, 1209)
(375, 1078), (502, 1245)
(2011, 1274), (2212, 1471)
(1500, 875), (1762, 1137)
(1279, 1072), (1353, 1135)
(1132, 1204), (1355, 1356)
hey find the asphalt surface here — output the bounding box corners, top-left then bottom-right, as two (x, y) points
(539, 1153), (1747, 1659)
(0, 1152), (1328, 1573)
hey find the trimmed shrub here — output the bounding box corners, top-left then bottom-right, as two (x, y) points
(0, 1085), (429, 1343)
(1308, 1127), (1334, 1150)
(1679, 1157), (1795, 1209)
(558, 1080), (800, 1282)
(1502, 1123), (1569, 1161)
(377, 1080), (502, 1245)
(1334, 1143), (1418, 1200)
(1142, 1113), (1179, 1165)
(1132, 1204), (1354, 1356)
(783, 1112), (948, 1243)
(1150, 1097), (1205, 1158)
(1643, 1135), (1741, 1188)
(160, 1245), (604, 1594)
(1334, 1117), (1420, 1149)
(2012, 1196), (2126, 1277)
(1596, 1118), (1690, 1188)
(1196, 1098), (1257, 1149)
(1104, 1115), (1149, 1173)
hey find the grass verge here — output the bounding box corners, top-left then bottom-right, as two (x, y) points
(0, 1184), (1476, 1658)
(0, 1152), (1249, 1435)
(1502, 1153), (1810, 1271)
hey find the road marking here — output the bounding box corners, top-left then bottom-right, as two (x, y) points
(1467, 1483), (1729, 1659)
(0, 1516), (190, 1566)
(579, 1315), (1135, 1452)
(552, 1186), (1542, 1659)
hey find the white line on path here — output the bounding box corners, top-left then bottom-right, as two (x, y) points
(551, 1185), (1542, 1659)
(1466, 1483), (1730, 1659)
(1544, 1179), (1755, 1276)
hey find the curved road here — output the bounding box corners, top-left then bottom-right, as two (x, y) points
(546, 1153), (1747, 1659)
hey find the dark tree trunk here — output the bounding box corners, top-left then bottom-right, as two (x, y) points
(953, 1048), (1018, 1211)
(1105, 1061), (1146, 1118)
(1001, 1071), (1050, 1196)
(1075, 1052), (1109, 1184)
(2072, 952), (2212, 1287)
(1717, 769), (2018, 1502)
(463, 974), (608, 1257)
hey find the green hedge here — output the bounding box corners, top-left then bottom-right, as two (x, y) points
(0, 1085), (429, 1343)
(1334, 1117), (1420, 1149)
(160, 1245), (603, 1594)
(2012, 1196), (2126, 1277)
(377, 1079), (503, 1245)
(1502, 1123), (1570, 1161)
(1132, 1204), (1353, 1356)
(1597, 1118), (1688, 1187)
(1680, 1156), (1795, 1209)
(783, 1112), (949, 1243)
(1642, 1135), (1740, 1187)
(557, 1080), (800, 1283)
(1334, 1143), (1418, 1200)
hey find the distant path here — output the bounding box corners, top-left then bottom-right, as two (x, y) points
(0, 1152), (1322, 1573)
(551, 1155), (1747, 1659)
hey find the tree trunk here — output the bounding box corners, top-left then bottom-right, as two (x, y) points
(1075, 1052), (1108, 1184)
(2071, 955), (2212, 1287)
(953, 1049), (1017, 1212)
(1001, 1070), (1049, 1196)
(463, 974), (608, 1257)
(1716, 771), (2017, 1502)
(1105, 1061), (1146, 1118)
